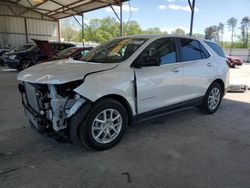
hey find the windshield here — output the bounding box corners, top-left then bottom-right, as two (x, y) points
(81, 38), (147, 63)
(57, 47), (77, 58)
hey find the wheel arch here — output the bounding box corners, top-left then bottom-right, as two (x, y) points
(95, 94), (134, 126)
(211, 78), (225, 94)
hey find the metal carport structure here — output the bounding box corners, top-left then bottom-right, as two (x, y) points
(0, 0), (127, 47)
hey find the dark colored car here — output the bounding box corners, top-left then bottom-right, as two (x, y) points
(50, 47), (93, 61)
(0, 48), (11, 56)
(1, 44), (34, 67)
(226, 56), (243, 68)
(1, 45), (33, 65)
(0, 49), (11, 65)
(3, 40), (75, 70)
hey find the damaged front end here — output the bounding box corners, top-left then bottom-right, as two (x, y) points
(18, 80), (89, 143)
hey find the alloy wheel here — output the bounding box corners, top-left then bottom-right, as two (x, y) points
(208, 87), (221, 110)
(91, 109), (122, 144)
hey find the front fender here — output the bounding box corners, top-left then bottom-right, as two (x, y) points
(74, 68), (136, 115)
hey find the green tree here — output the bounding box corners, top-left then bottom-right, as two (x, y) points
(172, 28), (185, 35)
(123, 21), (142, 35)
(61, 27), (79, 42)
(82, 17), (167, 43)
(227, 17), (237, 48)
(83, 17), (119, 43)
(218, 22), (224, 45)
(204, 25), (219, 41)
(192, 33), (205, 39)
(240, 16), (250, 48)
(144, 27), (164, 34)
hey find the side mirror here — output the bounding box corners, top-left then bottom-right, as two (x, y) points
(135, 56), (161, 67)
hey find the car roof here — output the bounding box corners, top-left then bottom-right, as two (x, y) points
(117, 34), (199, 40)
(116, 34), (217, 44)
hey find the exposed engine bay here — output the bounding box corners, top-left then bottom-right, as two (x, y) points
(18, 81), (86, 133)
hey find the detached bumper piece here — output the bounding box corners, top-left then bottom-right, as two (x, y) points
(228, 84), (247, 92)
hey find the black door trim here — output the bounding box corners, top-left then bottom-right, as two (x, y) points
(134, 96), (204, 122)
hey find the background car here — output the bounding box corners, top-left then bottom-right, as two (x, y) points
(3, 40), (75, 70)
(49, 47), (93, 61)
(0, 49), (11, 65)
(226, 56), (243, 68)
(1, 44), (33, 65)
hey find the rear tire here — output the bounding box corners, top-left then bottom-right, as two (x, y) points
(200, 82), (223, 114)
(79, 99), (128, 150)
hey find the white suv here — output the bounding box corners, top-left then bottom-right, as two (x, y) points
(17, 35), (229, 150)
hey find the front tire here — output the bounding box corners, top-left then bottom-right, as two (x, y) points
(201, 82), (223, 114)
(79, 99), (128, 150)
(18, 61), (32, 71)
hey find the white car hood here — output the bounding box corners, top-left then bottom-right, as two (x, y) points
(17, 59), (117, 84)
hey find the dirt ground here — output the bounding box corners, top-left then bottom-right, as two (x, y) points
(0, 64), (250, 188)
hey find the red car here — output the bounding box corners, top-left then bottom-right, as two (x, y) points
(51, 46), (93, 61)
(226, 56), (243, 68)
(34, 39), (93, 61)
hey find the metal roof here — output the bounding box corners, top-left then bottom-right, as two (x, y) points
(1, 0), (127, 20)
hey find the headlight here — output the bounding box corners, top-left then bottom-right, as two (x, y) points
(56, 80), (84, 97)
(9, 55), (16, 60)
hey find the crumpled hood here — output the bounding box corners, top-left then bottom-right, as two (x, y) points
(17, 59), (117, 84)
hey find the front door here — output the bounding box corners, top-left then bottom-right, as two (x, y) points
(134, 38), (183, 114)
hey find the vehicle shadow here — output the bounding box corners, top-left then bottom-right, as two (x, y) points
(1, 97), (250, 187)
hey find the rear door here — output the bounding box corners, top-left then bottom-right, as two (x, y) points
(178, 38), (216, 101)
(135, 38), (183, 114)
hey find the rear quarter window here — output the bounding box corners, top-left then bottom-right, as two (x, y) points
(204, 41), (225, 58)
(180, 38), (210, 62)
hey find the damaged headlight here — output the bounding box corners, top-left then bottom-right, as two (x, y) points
(65, 94), (86, 118)
(48, 83), (86, 131)
(56, 80), (83, 97)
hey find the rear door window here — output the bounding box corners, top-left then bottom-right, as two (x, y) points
(180, 38), (210, 62)
(204, 41), (225, 57)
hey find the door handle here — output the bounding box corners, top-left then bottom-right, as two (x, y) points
(207, 63), (212, 67)
(171, 68), (181, 73)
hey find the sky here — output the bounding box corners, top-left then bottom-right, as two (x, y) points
(61, 0), (250, 41)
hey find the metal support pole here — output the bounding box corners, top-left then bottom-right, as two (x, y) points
(57, 20), (61, 42)
(120, 3), (123, 36)
(188, 0), (195, 36)
(82, 13), (84, 46)
(110, 4), (122, 36)
(24, 18), (28, 43)
(73, 15), (84, 46)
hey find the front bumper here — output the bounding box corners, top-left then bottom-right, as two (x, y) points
(18, 82), (90, 144)
(19, 83), (50, 132)
(24, 102), (49, 131)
